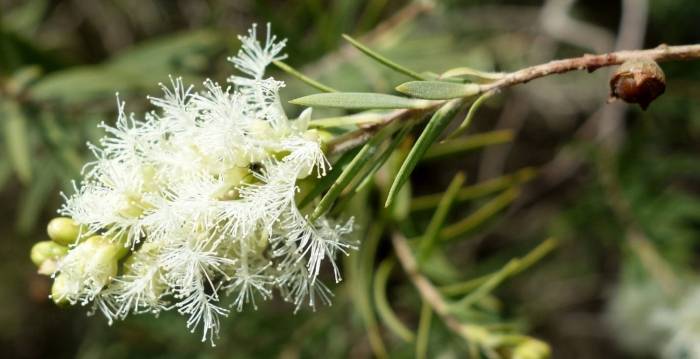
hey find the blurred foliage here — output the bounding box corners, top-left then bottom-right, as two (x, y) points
(1, 0), (700, 358)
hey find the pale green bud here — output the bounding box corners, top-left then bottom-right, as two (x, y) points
(82, 236), (119, 287)
(50, 273), (72, 305)
(512, 338), (551, 359)
(30, 241), (68, 267)
(47, 217), (81, 246)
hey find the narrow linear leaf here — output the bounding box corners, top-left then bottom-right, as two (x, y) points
(439, 187), (520, 240)
(396, 81), (480, 100)
(452, 259), (521, 309)
(38, 112), (82, 177)
(273, 60), (337, 93)
(355, 124), (413, 192)
(2, 101), (32, 183)
(350, 222), (389, 358)
(0, 160), (11, 191)
(448, 90), (496, 139)
(411, 168), (536, 212)
(342, 34), (426, 80)
(298, 148), (359, 209)
(330, 125), (414, 216)
(385, 99), (463, 207)
(374, 258), (415, 342)
(311, 123), (398, 219)
(424, 130), (513, 160)
(17, 165), (54, 234)
(416, 301), (433, 359)
(441, 67), (506, 81)
(309, 111), (390, 128)
(441, 238), (558, 296)
(290, 92), (434, 110)
(418, 172), (466, 264)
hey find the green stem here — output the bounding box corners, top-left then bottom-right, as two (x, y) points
(374, 258), (415, 342)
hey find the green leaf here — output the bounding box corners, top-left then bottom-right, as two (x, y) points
(2, 101), (32, 183)
(0, 159), (12, 190)
(396, 81), (480, 100)
(374, 258), (415, 342)
(452, 259), (521, 309)
(273, 60), (337, 93)
(30, 67), (138, 103)
(440, 67), (506, 81)
(298, 148), (359, 209)
(416, 301), (433, 359)
(309, 111), (390, 128)
(439, 187), (520, 240)
(17, 164), (54, 234)
(349, 221), (388, 358)
(424, 130), (513, 160)
(385, 99), (463, 207)
(410, 168), (536, 212)
(290, 92), (434, 109)
(311, 123), (398, 220)
(30, 30), (223, 104)
(441, 238), (558, 296)
(342, 34), (426, 80)
(3, 0), (50, 34)
(447, 90), (496, 139)
(418, 172), (466, 264)
(355, 124), (413, 192)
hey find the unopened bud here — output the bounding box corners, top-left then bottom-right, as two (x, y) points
(512, 338), (551, 359)
(30, 241), (68, 267)
(51, 273), (73, 305)
(82, 236), (120, 287)
(609, 58), (666, 110)
(47, 217), (81, 246)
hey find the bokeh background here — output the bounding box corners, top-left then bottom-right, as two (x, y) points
(1, 0), (699, 358)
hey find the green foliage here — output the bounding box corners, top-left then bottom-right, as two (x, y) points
(396, 80), (480, 100)
(385, 99), (463, 207)
(290, 92), (435, 109)
(2, 0), (700, 358)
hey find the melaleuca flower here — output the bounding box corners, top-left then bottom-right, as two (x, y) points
(30, 23), (355, 345)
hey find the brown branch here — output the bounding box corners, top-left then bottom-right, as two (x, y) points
(328, 43), (700, 155)
(390, 232), (491, 344)
(479, 44), (700, 93)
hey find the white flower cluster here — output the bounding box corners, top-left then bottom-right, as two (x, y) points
(43, 24), (355, 344)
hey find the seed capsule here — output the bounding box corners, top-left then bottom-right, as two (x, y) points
(609, 58), (666, 110)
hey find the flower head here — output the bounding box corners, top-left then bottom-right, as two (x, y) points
(33, 24), (354, 345)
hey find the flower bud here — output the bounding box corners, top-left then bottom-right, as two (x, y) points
(512, 338), (551, 359)
(82, 236), (119, 287)
(609, 58), (666, 110)
(47, 217), (81, 246)
(50, 273), (73, 305)
(30, 241), (68, 267)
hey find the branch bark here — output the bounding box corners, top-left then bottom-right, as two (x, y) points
(390, 232), (490, 344)
(327, 43), (700, 155)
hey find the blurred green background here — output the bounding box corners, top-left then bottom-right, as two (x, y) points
(1, 0), (700, 358)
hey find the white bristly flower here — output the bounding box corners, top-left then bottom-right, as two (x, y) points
(50, 24), (355, 345)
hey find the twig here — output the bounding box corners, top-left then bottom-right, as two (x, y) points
(480, 44), (700, 92)
(329, 43), (700, 155)
(391, 232), (492, 344)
